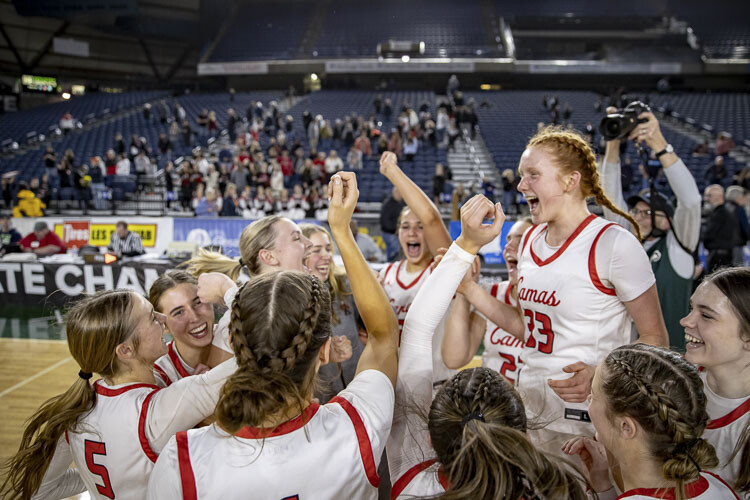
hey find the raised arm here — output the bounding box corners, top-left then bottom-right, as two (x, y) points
(600, 107), (631, 229)
(441, 259), (488, 368)
(379, 151), (451, 256)
(328, 172), (399, 387)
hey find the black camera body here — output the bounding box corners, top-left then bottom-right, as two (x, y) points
(599, 101), (651, 141)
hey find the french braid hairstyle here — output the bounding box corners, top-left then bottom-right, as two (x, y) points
(2, 290), (139, 499)
(216, 271), (332, 433)
(428, 367), (588, 500)
(527, 126), (642, 241)
(703, 267), (750, 494)
(601, 344), (719, 500)
(184, 215), (282, 280)
(300, 224), (351, 325)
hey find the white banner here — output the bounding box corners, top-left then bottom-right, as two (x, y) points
(526, 61), (682, 74)
(325, 59), (475, 73)
(197, 61), (269, 75)
(53, 37), (90, 58)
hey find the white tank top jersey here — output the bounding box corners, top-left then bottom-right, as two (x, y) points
(611, 471), (738, 500)
(147, 369), (395, 500)
(391, 460), (448, 499)
(481, 281), (525, 383)
(516, 215), (646, 435)
(65, 381), (162, 500)
(701, 370), (750, 488)
(153, 341), (194, 387)
(379, 259), (456, 383)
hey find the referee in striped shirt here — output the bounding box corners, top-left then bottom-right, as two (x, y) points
(108, 221), (145, 257)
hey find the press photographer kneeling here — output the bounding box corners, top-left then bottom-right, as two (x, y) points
(599, 103), (702, 352)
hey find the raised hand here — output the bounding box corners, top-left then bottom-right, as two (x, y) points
(327, 172), (359, 232)
(197, 272), (236, 305)
(379, 151), (399, 176)
(329, 335), (353, 363)
(456, 194), (505, 254)
(561, 437), (613, 492)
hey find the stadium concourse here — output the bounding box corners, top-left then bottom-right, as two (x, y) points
(0, 0), (749, 499)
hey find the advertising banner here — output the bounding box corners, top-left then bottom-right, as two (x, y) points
(449, 220), (514, 265)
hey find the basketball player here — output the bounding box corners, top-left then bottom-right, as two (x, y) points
(377, 151), (454, 383)
(454, 127), (668, 456)
(388, 196), (587, 499)
(563, 344), (737, 499)
(680, 267), (750, 494)
(147, 172), (399, 499)
(1, 290), (237, 499)
(441, 218), (532, 382)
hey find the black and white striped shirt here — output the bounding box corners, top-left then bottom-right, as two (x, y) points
(108, 231), (145, 256)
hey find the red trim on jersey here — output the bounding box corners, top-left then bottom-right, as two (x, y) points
(153, 364), (173, 387)
(704, 471), (740, 499)
(504, 283), (513, 305)
(521, 225), (537, 255)
(234, 403), (320, 439)
(138, 389), (161, 463)
(437, 465), (451, 491)
(588, 222), (618, 296)
(176, 431), (198, 500)
(330, 396), (380, 488)
(490, 283), (499, 298)
(616, 475), (708, 499)
(706, 396), (750, 429)
(391, 459), (439, 500)
(394, 259), (432, 290)
(94, 380), (160, 397)
(529, 214), (597, 267)
(168, 342), (192, 378)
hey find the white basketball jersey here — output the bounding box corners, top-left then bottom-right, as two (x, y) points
(481, 281), (525, 383)
(147, 370), (394, 500)
(380, 259), (456, 383)
(516, 215), (632, 434)
(701, 370), (750, 488)
(66, 381), (161, 499)
(153, 341), (195, 387)
(616, 471), (738, 499)
(391, 459), (448, 499)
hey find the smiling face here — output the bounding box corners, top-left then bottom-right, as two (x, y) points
(398, 209), (429, 266)
(516, 146), (569, 224)
(503, 220), (532, 283)
(130, 294), (168, 364)
(158, 283), (215, 350)
(269, 218), (313, 273)
(680, 280), (749, 369)
(305, 231), (333, 282)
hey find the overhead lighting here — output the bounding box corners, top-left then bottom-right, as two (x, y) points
(61, 92), (71, 100)
(401, 55), (410, 63)
(310, 73), (318, 81)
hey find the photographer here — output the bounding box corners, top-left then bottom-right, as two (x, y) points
(600, 106), (701, 352)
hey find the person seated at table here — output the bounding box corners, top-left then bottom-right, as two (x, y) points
(0, 214), (22, 256)
(20, 221), (66, 256)
(108, 221), (145, 257)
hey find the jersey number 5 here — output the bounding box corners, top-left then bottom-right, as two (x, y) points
(84, 439), (115, 499)
(523, 310), (555, 354)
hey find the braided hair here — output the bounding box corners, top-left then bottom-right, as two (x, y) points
(215, 271), (331, 433)
(527, 126), (642, 241)
(429, 367), (588, 500)
(601, 344), (719, 500)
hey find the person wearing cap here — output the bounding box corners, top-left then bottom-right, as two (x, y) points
(19, 221), (66, 256)
(600, 109), (701, 352)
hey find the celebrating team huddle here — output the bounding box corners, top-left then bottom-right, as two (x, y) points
(2, 121), (748, 499)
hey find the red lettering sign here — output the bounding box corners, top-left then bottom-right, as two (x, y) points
(62, 221), (90, 249)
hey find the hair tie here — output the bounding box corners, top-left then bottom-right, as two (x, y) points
(461, 411), (485, 426)
(238, 258), (245, 268)
(674, 439), (702, 472)
(78, 370), (93, 380)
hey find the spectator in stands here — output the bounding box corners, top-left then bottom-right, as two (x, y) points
(347, 146), (363, 171)
(207, 111), (218, 137)
(157, 100), (169, 124)
(403, 136), (418, 162)
(350, 220), (383, 263)
(108, 221), (145, 257)
(0, 215), (22, 256)
(73, 166), (92, 210)
(195, 186), (220, 218)
(57, 162), (73, 189)
(374, 94), (383, 114)
(446, 117), (459, 152)
(376, 134), (388, 155)
(308, 115), (321, 152)
(480, 174), (495, 203)
(433, 163), (448, 205)
(181, 119), (193, 147)
(1, 177), (12, 209)
(354, 133), (372, 158)
(384, 98), (393, 119)
(59, 112), (74, 135)
(204, 164), (219, 193)
(175, 102), (186, 123)
(270, 162), (284, 196)
(602, 109), (701, 352)
(196, 108), (208, 134)
(128, 134), (141, 160)
(562, 103), (573, 123)
(691, 138), (709, 157)
(501, 169), (518, 215)
(388, 130), (402, 158)
(220, 183), (239, 217)
(157, 133), (172, 160)
(143, 103), (152, 122)
(725, 185), (749, 265)
(279, 150), (294, 184)
(715, 131), (735, 156)
(89, 156), (105, 183)
(43, 146), (56, 179)
(227, 108), (238, 143)
(104, 149), (117, 177)
(20, 221), (65, 255)
(324, 150), (343, 177)
(380, 187), (405, 262)
(447, 74), (460, 99)
(436, 106), (449, 146)
(704, 155), (727, 185)
(230, 161), (249, 195)
(116, 154), (131, 176)
(191, 182), (204, 213)
(550, 104), (561, 125)
(36, 174), (51, 207)
(134, 150), (151, 187)
(114, 132), (125, 156)
(702, 184), (741, 272)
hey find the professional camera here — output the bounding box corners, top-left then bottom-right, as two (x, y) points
(599, 101), (651, 141)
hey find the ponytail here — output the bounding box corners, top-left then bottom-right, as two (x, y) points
(731, 423), (750, 494)
(184, 248), (243, 280)
(527, 126), (642, 241)
(662, 438), (719, 500)
(441, 423), (588, 500)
